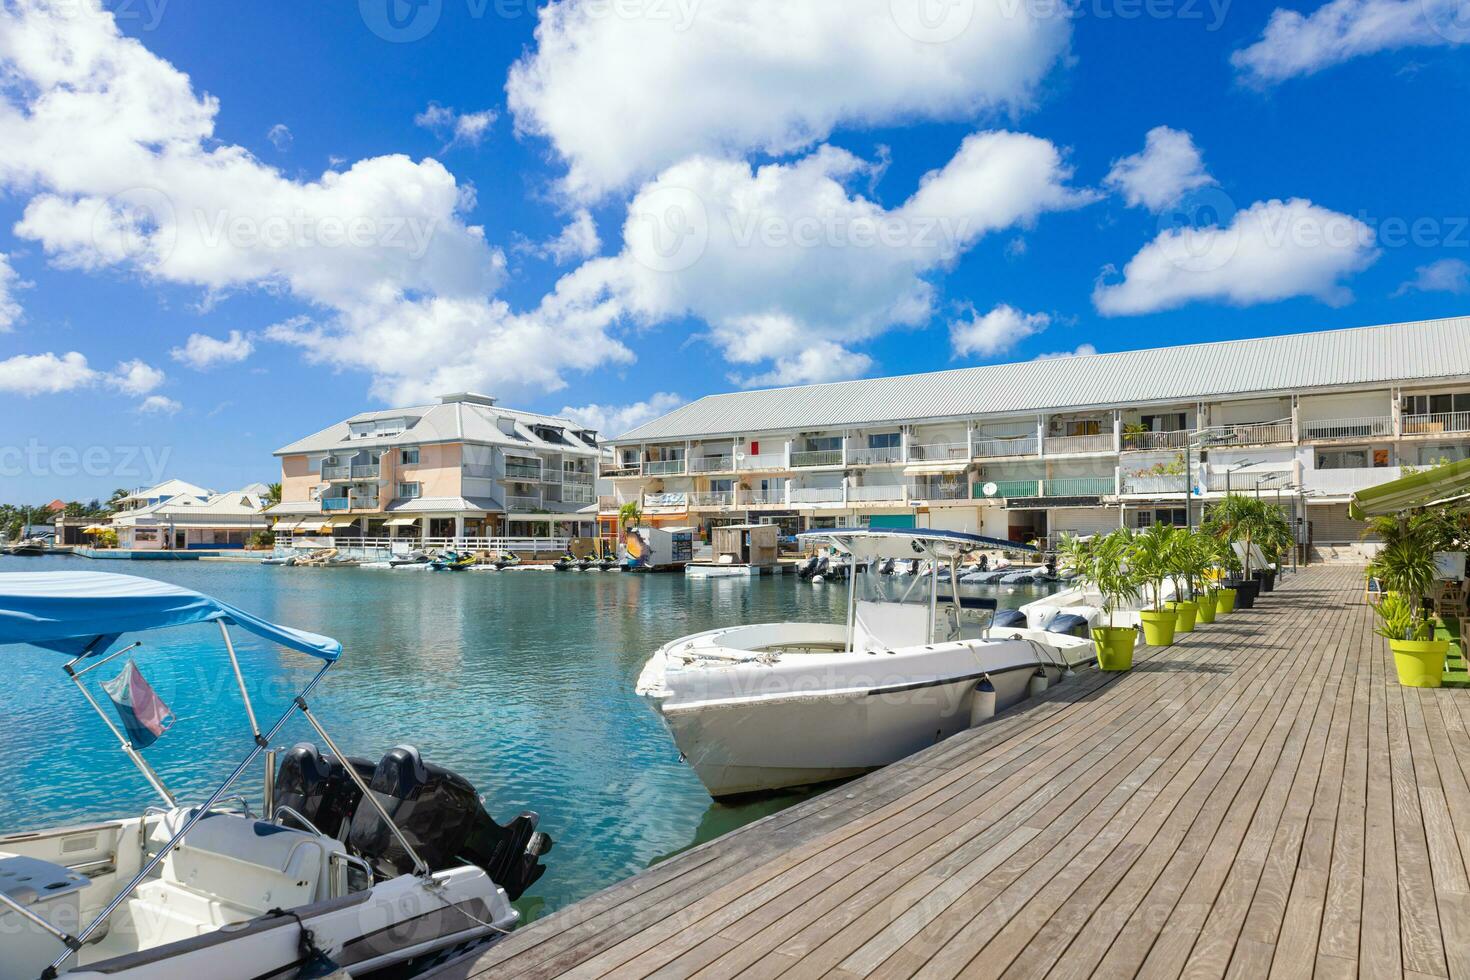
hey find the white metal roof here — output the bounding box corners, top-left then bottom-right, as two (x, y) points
(275, 398), (602, 457)
(615, 316), (1470, 443)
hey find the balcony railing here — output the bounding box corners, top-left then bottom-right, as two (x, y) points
(689, 491), (737, 508)
(908, 441), (970, 462)
(1301, 416), (1393, 441)
(1120, 430), (1190, 452)
(505, 495), (544, 511)
(1043, 477), (1115, 497)
(790, 488), (845, 505)
(321, 497), (352, 512)
(322, 463), (381, 481)
(745, 489), (788, 506)
(1302, 466), (1403, 495)
(1194, 419), (1293, 448)
(561, 469), (595, 485)
(688, 456), (735, 473)
(909, 482), (969, 501)
(847, 446), (903, 466)
(601, 462), (642, 478)
(504, 464), (544, 482)
(1205, 469), (1294, 493)
(972, 435), (1040, 459)
(791, 449), (843, 468)
(975, 480), (1043, 499)
(1402, 412), (1470, 436)
(1122, 475), (1189, 495)
(738, 453), (787, 471)
(1047, 433), (1116, 455)
(643, 458), (687, 477)
(848, 484), (906, 503)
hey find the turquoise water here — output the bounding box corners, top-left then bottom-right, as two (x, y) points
(0, 555), (1057, 916)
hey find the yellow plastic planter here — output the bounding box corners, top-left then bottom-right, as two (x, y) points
(1167, 600), (1199, 633)
(1139, 609), (1177, 647)
(1092, 626), (1137, 671)
(1197, 591), (1218, 624)
(1389, 638), (1450, 688)
(1216, 588), (1237, 614)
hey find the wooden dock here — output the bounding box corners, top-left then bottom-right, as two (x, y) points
(429, 564), (1470, 979)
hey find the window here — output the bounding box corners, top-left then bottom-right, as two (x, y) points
(1135, 508), (1187, 528)
(1142, 413), (1187, 433)
(1316, 448), (1390, 470)
(1065, 419), (1103, 436)
(806, 436), (841, 452)
(397, 482), (422, 499)
(867, 432), (901, 450)
(1406, 392), (1470, 415)
(400, 448), (419, 465)
(709, 479), (734, 493)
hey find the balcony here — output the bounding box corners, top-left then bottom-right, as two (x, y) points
(601, 462), (642, 478)
(847, 446), (903, 466)
(790, 488), (845, 506)
(689, 491), (737, 509)
(1121, 430), (1189, 452)
(972, 435), (1039, 459)
(643, 459), (687, 477)
(909, 482), (969, 501)
(1301, 416), (1393, 441)
(561, 469), (595, 485)
(1402, 412), (1470, 436)
(504, 462), (544, 482)
(505, 495), (544, 511)
(908, 441), (969, 463)
(745, 489), (788, 506)
(321, 497), (352, 512)
(322, 463), (381, 481)
(1047, 433), (1116, 455)
(848, 484), (906, 503)
(790, 449), (843, 468)
(1043, 477), (1115, 497)
(688, 456), (735, 474)
(1194, 419), (1293, 448)
(738, 453), (787, 471)
(975, 480), (1043, 499)
(1205, 469), (1294, 494)
(1302, 466), (1403, 495)
(1121, 475), (1189, 495)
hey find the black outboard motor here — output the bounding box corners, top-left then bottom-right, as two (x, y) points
(348, 746), (552, 901)
(796, 555), (820, 580)
(879, 557), (895, 575)
(907, 558), (922, 576)
(272, 742), (375, 840)
(992, 609), (1029, 629)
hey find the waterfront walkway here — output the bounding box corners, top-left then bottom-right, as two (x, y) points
(431, 564), (1470, 979)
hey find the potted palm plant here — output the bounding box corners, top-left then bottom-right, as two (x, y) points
(1163, 526), (1200, 632)
(1369, 514), (1451, 687)
(1207, 495), (1263, 609)
(1059, 531), (1140, 670)
(1132, 523), (1179, 647)
(1175, 530), (1216, 628)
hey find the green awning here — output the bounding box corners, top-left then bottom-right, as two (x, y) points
(1348, 458), (1470, 519)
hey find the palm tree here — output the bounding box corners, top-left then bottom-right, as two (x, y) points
(1130, 522), (1177, 612)
(266, 482), (283, 506)
(618, 500), (641, 535)
(1206, 494), (1267, 578)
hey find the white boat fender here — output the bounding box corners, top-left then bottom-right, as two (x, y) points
(970, 676), (997, 727)
(1029, 667), (1049, 696)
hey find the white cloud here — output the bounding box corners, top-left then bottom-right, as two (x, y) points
(108, 358), (166, 396)
(137, 394), (181, 414)
(507, 0), (1072, 198)
(1035, 343), (1098, 360)
(1093, 198), (1379, 316)
(170, 329), (255, 369)
(1394, 257), (1470, 296)
(1104, 126), (1216, 212)
(0, 253), (24, 331)
(536, 209), (601, 265)
(415, 102), (498, 149)
(0, 1), (630, 404)
(1233, 0), (1467, 84)
(564, 132), (1094, 385)
(560, 391), (684, 436)
(950, 304), (1052, 359)
(267, 123), (292, 152)
(0, 351), (97, 395)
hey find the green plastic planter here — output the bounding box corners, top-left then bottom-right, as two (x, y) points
(1167, 600), (1199, 633)
(1390, 638), (1450, 688)
(1139, 609), (1177, 647)
(1197, 591), (1218, 624)
(1093, 626), (1137, 671)
(1216, 588), (1237, 614)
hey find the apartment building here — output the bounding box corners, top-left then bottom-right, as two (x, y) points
(269, 392), (603, 542)
(599, 316), (1470, 549)
(90, 479), (271, 550)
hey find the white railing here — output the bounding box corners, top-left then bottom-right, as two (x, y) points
(1402, 412), (1470, 436)
(848, 484), (907, 503)
(847, 446), (903, 466)
(561, 469), (596, 485)
(1120, 430), (1190, 452)
(505, 495), (543, 511)
(909, 482), (969, 501)
(643, 459), (686, 476)
(1204, 469), (1293, 493)
(1301, 416), (1393, 441)
(907, 441), (969, 462)
(1121, 475), (1187, 495)
(1303, 466), (1404, 495)
(745, 489), (788, 506)
(286, 535), (571, 553)
(689, 491), (737, 508)
(1047, 433), (1116, 455)
(600, 462), (642, 478)
(739, 453), (787, 471)
(504, 464), (544, 482)
(790, 488), (845, 505)
(688, 456), (735, 473)
(1194, 419), (1293, 448)
(791, 449), (843, 468)
(972, 435), (1039, 459)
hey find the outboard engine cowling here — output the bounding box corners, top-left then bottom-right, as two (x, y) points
(348, 746), (552, 901)
(272, 742), (374, 840)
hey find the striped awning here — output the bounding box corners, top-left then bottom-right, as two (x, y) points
(295, 521), (328, 533)
(384, 518), (420, 528)
(272, 520), (301, 531)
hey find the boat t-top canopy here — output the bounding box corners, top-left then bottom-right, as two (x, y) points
(0, 571), (341, 661)
(799, 527), (1036, 562)
(1348, 458), (1470, 519)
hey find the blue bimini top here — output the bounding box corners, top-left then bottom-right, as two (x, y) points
(0, 571), (342, 661)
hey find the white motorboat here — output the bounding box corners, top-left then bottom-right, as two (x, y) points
(1019, 577), (1178, 633)
(0, 572), (551, 980)
(637, 529), (1095, 799)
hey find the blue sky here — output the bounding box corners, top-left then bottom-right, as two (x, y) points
(0, 0), (1466, 500)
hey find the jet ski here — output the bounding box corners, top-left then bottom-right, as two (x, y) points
(389, 550), (431, 568)
(431, 550), (478, 571)
(552, 550), (578, 571)
(489, 550), (522, 570)
(595, 541), (620, 570)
